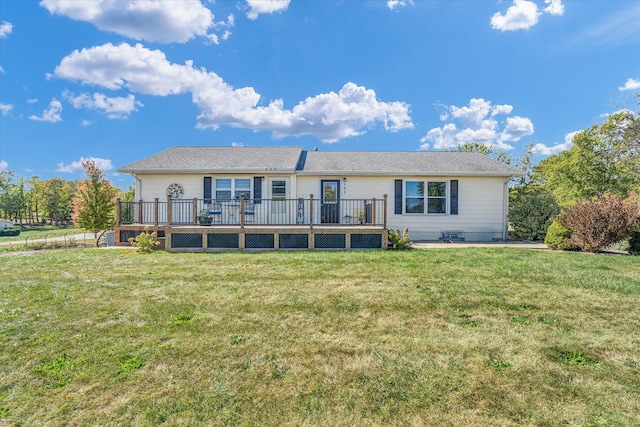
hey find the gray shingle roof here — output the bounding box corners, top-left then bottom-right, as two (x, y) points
(117, 146), (303, 173)
(118, 146), (524, 177)
(298, 151), (525, 176)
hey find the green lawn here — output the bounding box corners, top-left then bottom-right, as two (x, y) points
(1, 248), (639, 426)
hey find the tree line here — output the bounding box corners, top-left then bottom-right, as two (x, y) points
(0, 167), (133, 226)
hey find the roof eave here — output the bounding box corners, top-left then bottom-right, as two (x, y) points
(117, 168), (298, 174)
(295, 171), (525, 177)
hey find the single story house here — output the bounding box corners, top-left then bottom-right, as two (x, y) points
(116, 146), (523, 251)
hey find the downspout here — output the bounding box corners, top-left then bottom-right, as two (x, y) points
(502, 178), (509, 241)
(133, 173), (142, 200)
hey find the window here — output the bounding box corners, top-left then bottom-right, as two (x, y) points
(235, 179), (251, 199)
(405, 181), (447, 214)
(271, 180), (287, 218)
(215, 178), (251, 200)
(427, 182), (446, 213)
(405, 181), (424, 213)
(271, 180), (286, 201)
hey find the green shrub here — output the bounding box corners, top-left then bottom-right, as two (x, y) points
(557, 193), (639, 253)
(128, 227), (160, 253)
(544, 220), (574, 251)
(509, 185), (559, 241)
(0, 228), (21, 237)
(388, 228), (412, 249)
(629, 230), (640, 255)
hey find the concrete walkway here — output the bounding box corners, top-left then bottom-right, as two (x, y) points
(0, 233), (96, 246)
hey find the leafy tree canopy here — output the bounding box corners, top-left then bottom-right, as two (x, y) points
(534, 110), (640, 207)
(72, 160), (118, 234)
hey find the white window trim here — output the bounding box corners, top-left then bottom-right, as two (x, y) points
(214, 177), (252, 200)
(404, 179), (449, 215)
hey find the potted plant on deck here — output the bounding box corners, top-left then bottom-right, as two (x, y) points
(197, 209), (212, 226)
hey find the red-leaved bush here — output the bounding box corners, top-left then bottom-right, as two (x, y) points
(558, 192), (639, 253)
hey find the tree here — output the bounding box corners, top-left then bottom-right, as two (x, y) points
(534, 111), (640, 207)
(509, 184), (559, 241)
(24, 176), (42, 224)
(0, 171), (28, 223)
(119, 183), (135, 202)
(72, 160), (118, 236)
(41, 178), (76, 225)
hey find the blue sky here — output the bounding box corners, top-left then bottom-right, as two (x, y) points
(1, 0), (639, 188)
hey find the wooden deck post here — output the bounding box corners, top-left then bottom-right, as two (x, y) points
(309, 194), (314, 230)
(372, 198), (376, 227)
(138, 199), (143, 224)
(240, 195), (245, 229)
(115, 198), (121, 226)
(154, 198), (159, 227)
(192, 198), (198, 225)
(383, 194), (387, 229)
(167, 196), (173, 226)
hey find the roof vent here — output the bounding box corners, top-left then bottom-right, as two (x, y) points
(313, 146), (319, 151)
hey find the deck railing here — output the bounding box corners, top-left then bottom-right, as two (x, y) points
(116, 195), (387, 228)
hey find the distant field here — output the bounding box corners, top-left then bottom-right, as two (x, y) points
(0, 225), (82, 243)
(0, 248), (639, 426)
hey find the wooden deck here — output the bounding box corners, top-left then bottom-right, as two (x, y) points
(116, 224), (388, 252)
(115, 196), (389, 251)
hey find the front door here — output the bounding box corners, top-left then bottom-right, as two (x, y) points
(270, 179), (287, 224)
(320, 180), (340, 224)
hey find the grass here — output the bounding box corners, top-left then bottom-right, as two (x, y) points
(1, 248), (639, 426)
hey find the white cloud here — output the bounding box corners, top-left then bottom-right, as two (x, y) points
(81, 119), (93, 126)
(57, 157), (113, 173)
(0, 66), (4, 73)
(52, 42), (413, 142)
(0, 160), (8, 171)
(231, 142), (244, 147)
(0, 21), (13, 38)
(420, 98), (534, 150)
(29, 99), (63, 122)
(27, 98), (38, 104)
(543, 0), (564, 16)
(246, 0), (290, 20)
(387, 0), (414, 11)
(207, 14), (234, 44)
(619, 78), (640, 91)
(491, 104), (514, 116)
(491, 0), (563, 32)
(501, 116), (535, 142)
(0, 103), (13, 115)
(63, 90), (142, 119)
(40, 0), (214, 44)
(491, 0), (540, 31)
(531, 130), (577, 155)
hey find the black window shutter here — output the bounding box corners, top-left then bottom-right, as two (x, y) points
(204, 177), (212, 203)
(450, 179), (458, 215)
(394, 179), (403, 214)
(254, 177), (263, 204)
